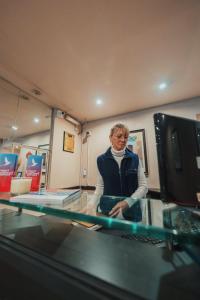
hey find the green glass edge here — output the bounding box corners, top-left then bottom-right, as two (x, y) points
(0, 198), (199, 244)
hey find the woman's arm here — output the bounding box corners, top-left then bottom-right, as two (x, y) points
(94, 168), (104, 196)
(124, 159), (148, 207)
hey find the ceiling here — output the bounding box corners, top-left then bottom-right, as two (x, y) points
(0, 78), (51, 139)
(0, 0), (200, 122)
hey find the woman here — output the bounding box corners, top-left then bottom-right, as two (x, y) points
(95, 123), (148, 221)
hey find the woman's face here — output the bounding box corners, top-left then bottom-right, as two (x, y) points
(110, 128), (129, 151)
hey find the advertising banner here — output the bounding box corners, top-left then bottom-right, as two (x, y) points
(0, 153), (18, 192)
(25, 155), (43, 192)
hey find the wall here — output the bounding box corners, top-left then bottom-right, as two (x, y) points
(82, 97), (200, 189)
(0, 130), (50, 147)
(0, 131), (50, 150)
(49, 117), (81, 188)
(16, 130), (50, 147)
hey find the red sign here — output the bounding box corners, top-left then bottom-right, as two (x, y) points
(0, 154), (18, 192)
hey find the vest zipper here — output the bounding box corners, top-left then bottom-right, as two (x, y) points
(119, 158), (124, 195)
(119, 169), (122, 195)
(109, 156), (123, 195)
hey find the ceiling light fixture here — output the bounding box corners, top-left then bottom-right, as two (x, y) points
(11, 93), (21, 132)
(20, 94), (29, 101)
(96, 98), (103, 105)
(158, 82), (167, 90)
(32, 88), (42, 96)
(34, 117), (40, 123)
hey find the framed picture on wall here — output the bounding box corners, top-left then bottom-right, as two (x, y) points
(37, 144), (50, 167)
(36, 150), (47, 167)
(37, 144), (49, 166)
(36, 145), (50, 188)
(127, 129), (148, 176)
(63, 131), (75, 153)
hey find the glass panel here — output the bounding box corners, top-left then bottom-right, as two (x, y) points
(0, 192), (200, 247)
(0, 77), (52, 188)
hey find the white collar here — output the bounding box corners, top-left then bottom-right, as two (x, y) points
(111, 146), (126, 157)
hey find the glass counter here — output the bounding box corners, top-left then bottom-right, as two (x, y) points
(0, 191), (200, 247)
(1, 195), (198, 300)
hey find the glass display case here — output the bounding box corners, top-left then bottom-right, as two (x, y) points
(0, 191), (200, 300)
(0, 191), (200, 246)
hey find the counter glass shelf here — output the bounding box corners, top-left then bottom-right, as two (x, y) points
(0, 191), (200, 247)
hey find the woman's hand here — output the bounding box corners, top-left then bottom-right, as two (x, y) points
(109, 200), (129, 217)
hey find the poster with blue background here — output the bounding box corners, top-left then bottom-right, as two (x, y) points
(25, 155), (43, 191)
(0, 153), (18, 192)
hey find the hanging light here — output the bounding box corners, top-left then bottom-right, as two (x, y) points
(12, 92), (21, 131)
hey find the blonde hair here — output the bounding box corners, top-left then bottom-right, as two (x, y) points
(110, 123), (129, 137)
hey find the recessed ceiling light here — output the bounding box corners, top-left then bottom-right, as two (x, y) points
(96, 98), (103, 105)
(158, 82), (167, 90)
(12, 125), (18, 131)
(34, 117), (40, 123)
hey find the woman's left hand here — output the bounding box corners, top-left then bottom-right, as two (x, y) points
(109, 200), (129, 217)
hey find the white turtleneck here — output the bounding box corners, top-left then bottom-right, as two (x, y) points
(94, 146), (148, 207)
(110, 146), (126, 168)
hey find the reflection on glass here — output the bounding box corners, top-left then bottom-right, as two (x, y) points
(0, 192), (200, 249)
(196, 125), (200, 154)
(0, 77), (52, 188)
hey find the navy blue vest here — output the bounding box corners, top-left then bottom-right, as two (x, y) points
(97, 147), (139, 197)
(97, 147), (142, 221)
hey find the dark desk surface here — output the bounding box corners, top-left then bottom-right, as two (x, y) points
(0, 212), (200, 300)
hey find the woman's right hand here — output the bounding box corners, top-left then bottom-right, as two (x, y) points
(109, 200), (129, 217)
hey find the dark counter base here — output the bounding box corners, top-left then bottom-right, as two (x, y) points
(0, 213), (200, 300)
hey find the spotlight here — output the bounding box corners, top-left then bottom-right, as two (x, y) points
(159, 82), (167, 90)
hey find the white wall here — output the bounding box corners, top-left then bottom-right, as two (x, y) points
(0, 130), (50, 149)
(16, 130), (50, 147)
(49, 117), (81, 188)
(82, 97), (200, 189)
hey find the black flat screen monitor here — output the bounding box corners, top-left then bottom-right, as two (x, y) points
(154, 113), (200, 207)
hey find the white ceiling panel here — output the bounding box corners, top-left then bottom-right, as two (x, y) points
(0, 0), (199, 122)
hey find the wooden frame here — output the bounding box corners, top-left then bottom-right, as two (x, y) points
(63, 131), (75, 153)
(127, 129), (148, 176)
